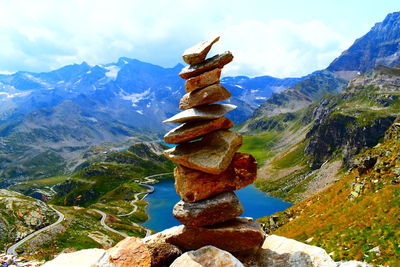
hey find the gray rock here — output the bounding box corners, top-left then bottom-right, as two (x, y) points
(164, 130), (242, 174)
(173, 192), (243, 227)
(163, 104), (236, 123)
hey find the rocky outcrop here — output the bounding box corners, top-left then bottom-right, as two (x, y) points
(328, 12), (400, 80)
(304, 66), (400, 168)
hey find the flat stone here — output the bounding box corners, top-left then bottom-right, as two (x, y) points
(164, 117), (233, 144)
(179, 51), (233, 79)
(165, 218), (265, 253)
(163, 104), (236, 123)
(170, 246), (244, 267)
(182, 36), (220, 65)
(175, 153), (257, 202)
(173, 192), (243, 227)
(185, 68), (222, 92)
(179, 84), (231, 110)
(164, 130), (242, 174)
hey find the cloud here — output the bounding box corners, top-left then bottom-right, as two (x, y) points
(0, 0), (353, 77)
(210, 19), (351, 77)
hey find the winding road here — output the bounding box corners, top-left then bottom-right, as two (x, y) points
(93, 209), (129, 238)
(6, 206), (65, 256)
(6, 172), (173, 255)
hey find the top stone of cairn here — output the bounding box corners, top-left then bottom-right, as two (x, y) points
(182, 36), (220, 65)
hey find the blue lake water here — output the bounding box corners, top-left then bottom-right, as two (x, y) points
(142, 178), (292, 232)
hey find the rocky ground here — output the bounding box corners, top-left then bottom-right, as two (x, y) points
(0, 254), (42, 267)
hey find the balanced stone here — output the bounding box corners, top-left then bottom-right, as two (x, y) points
(173, 192), (243, 227)
(174, 153), (257, 202)
(164, 117), (233, 144)
(182, 36), (220, 65)
(179, 51), (233, 79)
(163, 104), (236, 124)
(165, 218), (265, 253)
(164, 130), (242, 174)
(185, 68), (222, 92)
(179, 84), (231, 110)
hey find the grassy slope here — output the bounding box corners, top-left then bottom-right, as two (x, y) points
(50, 143), (174, 207)
(257, 121), (400, 266)
(238, 108), (314, 202)
(14, 142), (173, 260)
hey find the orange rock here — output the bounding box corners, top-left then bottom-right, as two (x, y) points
(182, 36), (220, 65)
(104, 237), (182, 267)
(185, 68), (222, 92)
(179, 51), (233, 80)
(174, 153), (257, 202)
(179, 84), (231, 110)
(165, 218), (265, 253)
(164, 130), (242, 174)
(164, 117), (233, 145)
(107, 237), (151, 267)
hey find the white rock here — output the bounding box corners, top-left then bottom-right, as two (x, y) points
(42, 248), (107, 267)
(261, 235), (336, 267)
(170, 245), (244, 267)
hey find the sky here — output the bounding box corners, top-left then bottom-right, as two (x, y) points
(0, 0), (398, 78)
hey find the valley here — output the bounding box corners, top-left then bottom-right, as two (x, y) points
(0, 10), (399, 267)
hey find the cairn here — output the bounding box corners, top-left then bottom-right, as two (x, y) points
(162, 37), (264, 253)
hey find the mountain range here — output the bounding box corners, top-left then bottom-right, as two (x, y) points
(251, 11), (400, 120)
(1, 11), (400, 187)
(0, 59), (302, 185)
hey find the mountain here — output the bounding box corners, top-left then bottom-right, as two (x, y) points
(0, 58), (302, 185)
(258, 118), (400, 266)
(250, 12), (400, 121)
(240, 65), (400, 203)
(328, 12), (400, 80)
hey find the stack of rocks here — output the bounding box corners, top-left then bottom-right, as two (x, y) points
(162, 37), (265, 254)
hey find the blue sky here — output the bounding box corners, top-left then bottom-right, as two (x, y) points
(0, 0), (398, 77)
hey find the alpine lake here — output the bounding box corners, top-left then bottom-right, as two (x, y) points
(142, 178), (292, 232)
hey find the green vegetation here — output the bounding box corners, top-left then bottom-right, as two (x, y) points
(50, 143), (173, 207)
(271, 142), (306, 169)
(238, 132), (279, 164)
(19, 206), (125, 261)
(258, 120), (400, 266)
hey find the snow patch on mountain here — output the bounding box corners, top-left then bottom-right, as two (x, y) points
(119, 89), (151, 107)
(0, 91), (32, 99)
(105, 65), (121, 81)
